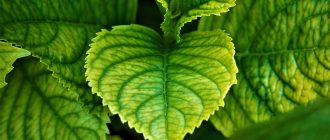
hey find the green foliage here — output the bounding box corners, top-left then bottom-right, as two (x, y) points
(199, 0), (330, 137)
(0, 0), (138, 114)
(230, 99), (330, 140)
(158, 0), (235, 42)
(0, 0), (329, 139)
(86, 25), (237, 140)
(0, 41), (30, 87)
(0, 57), (108, 140)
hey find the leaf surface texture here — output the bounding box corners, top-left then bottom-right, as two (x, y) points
(0, 0), (138, 114)
(0, 58), (108, 140)
(0, 41), (30, 88)
(157, 0), (235, 41)
(230, 99), (330, 140)
(86, 25), (238, 140)
(198, 0), (330, 136)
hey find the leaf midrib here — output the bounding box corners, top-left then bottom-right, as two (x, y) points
(161, 46), (169, 139)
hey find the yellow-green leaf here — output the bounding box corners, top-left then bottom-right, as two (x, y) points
(86, 25), (238, 140)
(0, 41), (30, 88)
(157, 0), (235, 42)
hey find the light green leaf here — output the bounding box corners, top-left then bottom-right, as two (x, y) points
(0, 41), (30, 88)
(230, 99), (330, 140)
(198, 0), (330, 136)
(0, 0), (138, 114)
(157, 0), (235, 42)
(86, 25), (238, 140)
(0, 57), (108, 140)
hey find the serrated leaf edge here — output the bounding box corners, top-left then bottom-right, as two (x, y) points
(85, 26), (238, 140)
(0, 41), (30, 88)
(157, 0), (236, 42)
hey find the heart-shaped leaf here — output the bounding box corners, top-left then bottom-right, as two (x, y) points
(86, 25), (238, 140)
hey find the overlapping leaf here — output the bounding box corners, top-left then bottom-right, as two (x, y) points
(0, 41), (30, 88)
(0, 58), (108, 140)
(198, 0), (330, 136)
(231, 99), (330, 140)
(0, 0), (138, 114)
(86, 25), (238, 140)
(157, 0), (235, 41)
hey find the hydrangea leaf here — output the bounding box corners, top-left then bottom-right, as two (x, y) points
(198, 0), (330, 136)
(230, 99), (330, 140)
(0, 0), (137, 114)
(86, 25), (238, 140)
(0, 41), (30, 88)
(157, 0), (235, 42)
(0, 57), (108, 140)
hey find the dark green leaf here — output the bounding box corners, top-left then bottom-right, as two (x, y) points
(230, 99), (330, 140)
(0, 58), (108, 140)
(0, 0), (138, 114)
(198, 0), (330, 136)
